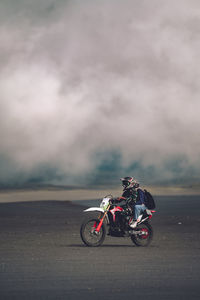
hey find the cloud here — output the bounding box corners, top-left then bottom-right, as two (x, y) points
(0, 0), (200, 187)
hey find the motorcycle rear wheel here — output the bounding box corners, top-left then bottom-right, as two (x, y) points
(80, 218), (106, 247)
(131, 222), (153, 247)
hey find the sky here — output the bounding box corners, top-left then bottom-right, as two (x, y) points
(0, 0), (200, 191)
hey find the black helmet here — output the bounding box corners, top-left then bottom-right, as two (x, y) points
(120, 177), (139, 190)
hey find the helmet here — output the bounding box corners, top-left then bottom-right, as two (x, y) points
(120, 177), (139, 190)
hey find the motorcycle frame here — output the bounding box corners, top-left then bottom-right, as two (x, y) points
(84, 205), (155, 233)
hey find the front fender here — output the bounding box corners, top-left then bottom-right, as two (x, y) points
(84, 207), (104, 213)
(83, 207), (109, 225)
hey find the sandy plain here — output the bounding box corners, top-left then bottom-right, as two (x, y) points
(0, 195), (200, 300)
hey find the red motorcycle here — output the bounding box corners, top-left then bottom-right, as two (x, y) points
(80, 195), (155, 247)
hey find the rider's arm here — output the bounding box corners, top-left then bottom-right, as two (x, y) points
(112, 196), (126, 204)
(122, 189), (138, 204)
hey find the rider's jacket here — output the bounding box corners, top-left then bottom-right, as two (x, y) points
(135, 188), (145, 205)
(116, 188), (145, 206)
(122, 188), (137, 203)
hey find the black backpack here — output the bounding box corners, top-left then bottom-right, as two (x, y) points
(144, 189), (156, 209)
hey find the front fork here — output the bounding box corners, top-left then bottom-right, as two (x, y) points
(95, 205), (110, 232)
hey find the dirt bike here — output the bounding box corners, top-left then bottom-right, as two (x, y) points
(80, 195), (155, 247)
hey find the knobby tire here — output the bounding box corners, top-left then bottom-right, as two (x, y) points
(131, 222), (153, 247)
(80, 218), (106, 247)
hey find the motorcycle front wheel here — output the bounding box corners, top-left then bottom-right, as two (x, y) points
(131, 222), (153, 247)
(80, 218), (106, 247)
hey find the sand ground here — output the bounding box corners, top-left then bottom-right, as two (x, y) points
(0, 196), (200, 300)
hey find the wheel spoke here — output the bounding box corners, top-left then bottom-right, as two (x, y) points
(131, 222), (153, 247)
(80, 219), (105, 247)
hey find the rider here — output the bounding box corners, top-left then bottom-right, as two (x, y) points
(114, 177), (147, 228)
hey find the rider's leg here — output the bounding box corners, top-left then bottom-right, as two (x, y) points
(130, 205), (146, 228)
(135, 204), (146, 219)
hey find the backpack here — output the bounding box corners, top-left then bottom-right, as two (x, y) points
(144, 189), (156, 209)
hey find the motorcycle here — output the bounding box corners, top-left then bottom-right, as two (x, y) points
(80, 195), (155, 247)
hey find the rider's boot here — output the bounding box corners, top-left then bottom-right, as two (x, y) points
(129, 220), (137, 228)
(129, 215), (142, 228)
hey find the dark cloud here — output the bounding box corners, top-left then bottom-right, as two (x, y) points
(0, 0), (200, 188)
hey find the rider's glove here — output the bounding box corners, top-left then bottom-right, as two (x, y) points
(110, 198), (117, 204)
